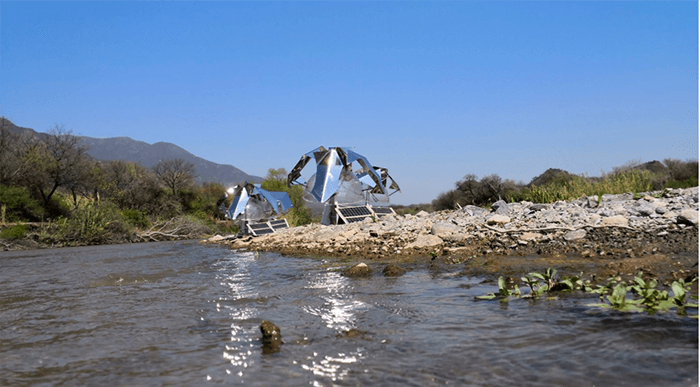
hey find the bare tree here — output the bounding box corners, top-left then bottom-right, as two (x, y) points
(152, 158), (196, 195)
(22, 125), (91, 210)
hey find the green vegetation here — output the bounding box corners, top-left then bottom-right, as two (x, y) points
(520, 169), (654, 204)
(432, 159), (698, 211)
(0, 119), (256, 246)
(1, 224), (28, 240)
(260, 168), (314, 227)
(0, 185), (43, 222)
(476, 268), (698, 317)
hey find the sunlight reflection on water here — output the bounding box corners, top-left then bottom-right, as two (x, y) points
(303, 270), (366, 331)
(3, 243), (692, 386)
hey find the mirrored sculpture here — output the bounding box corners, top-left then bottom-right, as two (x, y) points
(287, 146), (400, 224)
(224, 182), (293, 235)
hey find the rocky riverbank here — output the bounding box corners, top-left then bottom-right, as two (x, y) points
(205, 187), (699, 283)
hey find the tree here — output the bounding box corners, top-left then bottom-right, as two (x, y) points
(260, 168), (288, 192)
(152, 158), (196, 195)
(260, 167), (313, 226)
(21, 125), (91, 211)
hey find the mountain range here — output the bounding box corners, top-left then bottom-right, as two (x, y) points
(1, 118), (262, 186)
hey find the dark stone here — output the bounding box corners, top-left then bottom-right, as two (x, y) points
(382, 264), (406, 277)
(529, 203), (549, 212)
(342, 263), (372, 278)
(260, 320), (282, 354)
(491, 200), (510, 214)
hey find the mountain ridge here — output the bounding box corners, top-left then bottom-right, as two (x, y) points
(1, 118), (262, 186)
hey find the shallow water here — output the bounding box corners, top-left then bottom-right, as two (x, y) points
(0, 241), (697, 386)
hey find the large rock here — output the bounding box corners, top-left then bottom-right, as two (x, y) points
(343, 262), (372, 278)
(491, 200), (510, 215)
(584, 195), (599, 208)
(635, 202), (656, 217)
(405, 234), (443, 249)
(260, 320), (282, 354)
(431, 221), (460, 237)
(463, 205), (488, 216)
(677, 209), (699, 226)
(519, 232), (542, 242)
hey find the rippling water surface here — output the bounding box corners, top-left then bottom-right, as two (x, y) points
(0, 241), (697, 386)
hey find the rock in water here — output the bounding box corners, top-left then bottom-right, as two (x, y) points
(343, 262), (372, 278)
(382, 264), (406, 277)
(260, 320), (282, 354)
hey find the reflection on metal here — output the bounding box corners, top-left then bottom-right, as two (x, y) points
(224, 182), (292, 235)
(287, 146), (400, 225)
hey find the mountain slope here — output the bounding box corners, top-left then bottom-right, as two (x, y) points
(1, 118), (262, 186)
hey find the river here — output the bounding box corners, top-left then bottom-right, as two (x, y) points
(0, 241), (697, 386)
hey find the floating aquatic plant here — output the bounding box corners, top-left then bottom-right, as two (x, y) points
(476, 268), (698, 317)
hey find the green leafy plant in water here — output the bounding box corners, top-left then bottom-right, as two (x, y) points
(628, 274), (669, 314)
(590, 276), (620, 299)
(669, 277), (699, 316)
(589, 274), (698, 316)
(520, 274), (547, 297)
(475, 269), (698, 317)
(475, 276), (520, 302)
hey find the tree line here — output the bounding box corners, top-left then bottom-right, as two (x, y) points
(431, 159), (698, 211)
(0, 121), (243, 245)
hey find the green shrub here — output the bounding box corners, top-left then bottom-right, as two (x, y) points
(60, 202), (130, 244)
(0, 185), (43, 222)
(523, 170), (654, 204)
(1, 224), (28, 240)
(665, 176), (699, 189)
(121, 208), (150, 229)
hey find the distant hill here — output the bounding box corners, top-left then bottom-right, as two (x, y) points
(1, 118), (262, 186)
(527, 168), (577, 187)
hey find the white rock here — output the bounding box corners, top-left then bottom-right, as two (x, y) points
(600, 215), (629, 227)
(404, 234), (443, 249)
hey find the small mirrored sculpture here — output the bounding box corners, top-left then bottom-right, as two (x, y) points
(223, 182), (293, 235)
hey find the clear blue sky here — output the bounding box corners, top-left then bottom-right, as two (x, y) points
(1, 1), (697, 205)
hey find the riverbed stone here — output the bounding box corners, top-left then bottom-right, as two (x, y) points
(564, 229), (587, 241)
(405, 234), (443, 249)
(382, 264), (406, 277)
(677, 209), (699, 226)
(600, 215), (629, 227)
(343, 262), (372, 278)
(487, 214), (510, 225)
(260, 320), (282, 354)
(491, 200), (510, 214)
(431, 221), (460, 237)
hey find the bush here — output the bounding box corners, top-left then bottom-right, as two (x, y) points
(260, 169), (314, 227)
(1, 224), (28, 240)
(524, 170), (654, 204)
(0, 185), (43, 222)
(59, 202), (131, 245)
(121, 208), (150, 229)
